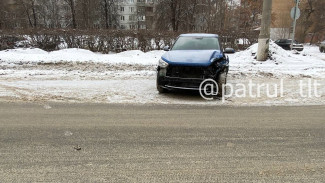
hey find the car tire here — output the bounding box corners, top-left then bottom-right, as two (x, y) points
(321, 48), (325, 53)
(157, 84), (167, 93)
(156, 73), (167, 93)
(217, 72), (227, 97)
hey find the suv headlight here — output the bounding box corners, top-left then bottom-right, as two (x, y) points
(158, 59), (169, 68)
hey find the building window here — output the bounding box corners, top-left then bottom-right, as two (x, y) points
(120, 7), (124, 12)
(129, 24), (136, 29)
(121, 16), (125, 21)
(146, 7), (153, 13)
(129, 15), (136, 21)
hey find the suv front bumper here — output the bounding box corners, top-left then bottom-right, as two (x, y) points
(158, 76), (204, 90)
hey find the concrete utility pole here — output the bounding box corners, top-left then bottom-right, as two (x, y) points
(257, 0), (273, 61)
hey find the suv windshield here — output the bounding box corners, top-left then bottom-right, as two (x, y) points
(172, 37), (220, 50)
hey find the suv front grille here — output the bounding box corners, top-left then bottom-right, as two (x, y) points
(166, 66), (206, 79)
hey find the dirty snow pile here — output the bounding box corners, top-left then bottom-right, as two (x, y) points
(0, 42), (324, 79)
(229, 42), (325, 78)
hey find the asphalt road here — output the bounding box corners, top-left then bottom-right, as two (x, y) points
(0, 103), (324, 182)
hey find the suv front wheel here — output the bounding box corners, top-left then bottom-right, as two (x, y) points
(156, 73), (167, 93)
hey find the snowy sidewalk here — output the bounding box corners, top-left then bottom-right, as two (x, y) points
(0, 78), (324, 106)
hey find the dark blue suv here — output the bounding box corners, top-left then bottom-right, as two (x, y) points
(156, 33), (232, 96)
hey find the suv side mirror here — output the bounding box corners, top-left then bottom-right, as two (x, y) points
(224, 48), (235, 54)
(163, 46), (170, 51)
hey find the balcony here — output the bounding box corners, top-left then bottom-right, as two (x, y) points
(136, 0), (146, 6)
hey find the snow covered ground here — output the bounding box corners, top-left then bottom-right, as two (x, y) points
(0, 43), (324, 106)
(230, 43), (325, 78)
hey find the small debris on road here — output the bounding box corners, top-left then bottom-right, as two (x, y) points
(74, 145), (81, 151)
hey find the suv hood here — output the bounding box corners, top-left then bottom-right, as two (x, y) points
(161, 50), (223, 67)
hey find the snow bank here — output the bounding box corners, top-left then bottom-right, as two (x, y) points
(1, 44), (324, 78)
(229, 42), (325, 78)
(0, 48), (164, 65)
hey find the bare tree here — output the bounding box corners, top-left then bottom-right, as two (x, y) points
(154, 0), (232, 32)
(19, 0), (39, 28)
(36, 0), (61, 28)
(154, 0), (171, 30)
(101, 0), (118, 29)
(297, 0), (325, 43)
(170, 0), (178, 31)
(0, 1), (5, 29)
(31, 0), (37, 27)
(155, 0), (202, 32)
(76, 0), (94, 29)
(64, 0), (77, 28)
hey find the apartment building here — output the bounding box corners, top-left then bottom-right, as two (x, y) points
(118, 0), (156, 30)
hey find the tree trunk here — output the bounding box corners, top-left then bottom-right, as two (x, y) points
(310, 32), (315, 44)
(21, 1), (33, 28)
(175, 0), (181, 31)
(170, 0), (177, 31)
(69, 0), (77, 29)
(32, 0), (37, 28)
(189, 0), (197, 32)
(303, 0), (314, 36)
(104, 0), (109, 29)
